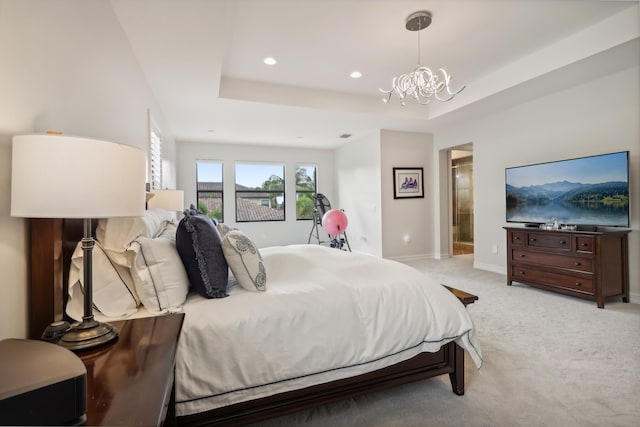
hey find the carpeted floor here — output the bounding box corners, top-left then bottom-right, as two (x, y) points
(252, 255), (640, 426)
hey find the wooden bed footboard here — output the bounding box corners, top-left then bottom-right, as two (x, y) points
(28, 218), (473, 427)
(178, 341), (465, 427)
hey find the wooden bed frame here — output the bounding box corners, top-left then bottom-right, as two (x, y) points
(28, 218), (471, 427)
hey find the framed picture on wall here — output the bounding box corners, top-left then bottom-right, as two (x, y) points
(393, 167), (424, 199)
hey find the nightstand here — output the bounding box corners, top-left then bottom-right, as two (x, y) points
(79, 313), (184, 426)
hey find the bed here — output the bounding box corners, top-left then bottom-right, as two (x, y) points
(27, 210), (482, 426)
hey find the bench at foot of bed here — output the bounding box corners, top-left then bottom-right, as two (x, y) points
(444, 285), (479, 307)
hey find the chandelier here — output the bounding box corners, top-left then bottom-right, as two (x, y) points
(380, 11), (465, 105)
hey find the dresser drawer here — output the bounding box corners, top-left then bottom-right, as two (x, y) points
(510, 231), (526, 246)
(512, 250), (593, 273)
(576, 236), (594, 253)
(527, 232), (571, 251)
(511, 266), (593, 293)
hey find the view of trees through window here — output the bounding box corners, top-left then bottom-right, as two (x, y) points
(196, 161), (223, 221)
(235, 163), (285, 222)
(196, 162), (317, 223)
(296, 165), (316, 220)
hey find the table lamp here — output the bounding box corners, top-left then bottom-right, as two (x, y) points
(147, 189), (185, 212)
(11, 134), (146, 351)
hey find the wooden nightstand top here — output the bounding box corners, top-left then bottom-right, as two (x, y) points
(79, 314), (184, 426)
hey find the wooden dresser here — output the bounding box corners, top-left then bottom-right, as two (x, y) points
(504, 227), (630, 308)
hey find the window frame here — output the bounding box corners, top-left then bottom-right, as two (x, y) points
(295, 164), (317, 221)
(196, 160), (224, 222)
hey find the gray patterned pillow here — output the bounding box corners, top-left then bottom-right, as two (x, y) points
(221, 230), (266, 292)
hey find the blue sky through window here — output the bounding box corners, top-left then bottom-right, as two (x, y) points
(196, 161), (222, 182)
(197, 162), (316, 189)
(236, 163), (284, 188)
(506, 152), (628, 187)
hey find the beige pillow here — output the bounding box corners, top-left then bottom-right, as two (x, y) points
(221, 230), (266, 292)
(66, 241), (138, 320)
(95, 208), (174, 266)
(130, 234), (189, 313)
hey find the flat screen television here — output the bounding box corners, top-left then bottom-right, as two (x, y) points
(505, 151), (630, 228)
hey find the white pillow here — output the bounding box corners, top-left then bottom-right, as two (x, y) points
(221, 229), (267, 292)
(216, 222), (232, 237)
(96, 208), (174, 266)
(158, 221), (177, 241)
(130, 234), (189, 313)
(66, 241), (139, 320)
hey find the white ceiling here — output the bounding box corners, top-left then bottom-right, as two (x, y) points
(109, 0), (639, 149)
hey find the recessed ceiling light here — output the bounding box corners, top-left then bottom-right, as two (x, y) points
(263, 57), (277, 65)
(350, 70), (362, 79)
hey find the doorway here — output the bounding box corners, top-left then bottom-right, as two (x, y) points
(451, 146), (474, 255)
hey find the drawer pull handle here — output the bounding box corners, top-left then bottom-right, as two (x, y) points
(520, 254), (526, 258)
(580, 243), (588, 247)
(575, 282), (582, 286)
(575, 262), (581, 266)
(530, 238), (537, 242)
(520, 271), (526, 275)
(559, 240), (566, 244)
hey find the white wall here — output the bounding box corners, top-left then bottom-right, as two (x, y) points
(176, 141), (335, 248)
(433, 66), (640, 299)
(380, 130), (435, 260)
(0, 0), (175, 339)
(190, 129), (437, 260)
(335, 132), (382, 256)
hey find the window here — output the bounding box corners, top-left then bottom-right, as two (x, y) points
(235, 163), (285, 222)
(149, 124), (162, 189)
(296, 165), (316, 220)
(196, 161), (223, 221)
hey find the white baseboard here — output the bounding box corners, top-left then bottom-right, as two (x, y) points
(473, 261), (506, 275)
(387, 253), (434, 263)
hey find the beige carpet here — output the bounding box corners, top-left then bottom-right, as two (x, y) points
(252, 255), (640, 427)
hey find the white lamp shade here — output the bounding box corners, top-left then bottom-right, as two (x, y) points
(147, 189), (184, 211)
(11, 134), (146, 218)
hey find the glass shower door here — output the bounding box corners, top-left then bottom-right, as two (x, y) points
(452, 160), (474, 253)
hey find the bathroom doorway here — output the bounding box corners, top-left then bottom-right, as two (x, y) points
(451, 146), (474, 255)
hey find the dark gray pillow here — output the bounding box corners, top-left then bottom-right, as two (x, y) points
(176, 206), (228, 298)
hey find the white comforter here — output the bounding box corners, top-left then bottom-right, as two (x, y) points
(175, 244), (482, 416)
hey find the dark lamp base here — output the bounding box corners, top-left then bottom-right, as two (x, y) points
(58, 320), (118, 352)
